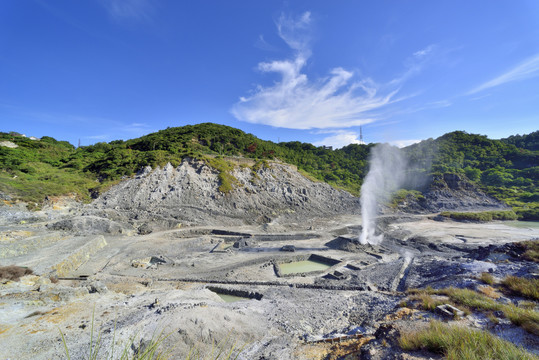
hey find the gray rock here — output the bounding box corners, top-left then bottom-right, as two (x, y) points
(90, 159), (360, 229)
(435, 304), (465, 318)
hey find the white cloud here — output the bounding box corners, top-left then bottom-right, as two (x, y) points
(468, 53), (539, 94)
(276, 11), (312, 52)
(313, 130), (364, 149)
(102, 0), (154, 21)
(231, 12), (402, 130)
(413, 45), (435, 59)
(389, 139), (421, 148)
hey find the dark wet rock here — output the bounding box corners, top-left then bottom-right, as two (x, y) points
(137, 223), (153, 235)
(397, 173), (508, 213)
(233, 239), (250, 249)
(280, 245), (296, 252)
(86, 280), (108, 294)
(150, 256), (166, 265)
(47, 216), (128, 235)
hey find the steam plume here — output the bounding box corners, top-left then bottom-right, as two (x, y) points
(359, 144), (407, 245)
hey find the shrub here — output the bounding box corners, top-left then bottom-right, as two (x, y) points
(440, 210), (518, 222)
(0, 265), (33, 281)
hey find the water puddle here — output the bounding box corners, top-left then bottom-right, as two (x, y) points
(216, 293), (248, 303)
(207, 287), (262, 302)
(503, 221), (539, 230)
(279, 259), (332, 275)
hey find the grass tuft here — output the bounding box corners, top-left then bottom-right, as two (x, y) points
(502, 276), (539, 301)
(479, 272), (495, 285)
(399, 320), (537, 360)
(517, 240), (539, 263)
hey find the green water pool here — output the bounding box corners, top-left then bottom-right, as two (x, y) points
(279, 259), (332, 275)
(503, 221), (539, 229)
(216, 293), (248, 303)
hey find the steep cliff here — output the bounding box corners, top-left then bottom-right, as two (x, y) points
(88, 158), (360, 229)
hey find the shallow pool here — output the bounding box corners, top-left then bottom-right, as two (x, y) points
(503, 221), (539, 229)
(216, 293), (248, 303)
(279, 259), (332, 275)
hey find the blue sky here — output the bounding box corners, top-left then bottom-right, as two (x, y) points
(1, 1), (538, 148)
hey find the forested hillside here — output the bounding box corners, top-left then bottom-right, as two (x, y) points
(405, 131), (538, 219)
(0, 124), (537, 218)
(501, 130), (539, 151)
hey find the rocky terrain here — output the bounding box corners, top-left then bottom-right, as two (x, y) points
(0, 161), (538, 359)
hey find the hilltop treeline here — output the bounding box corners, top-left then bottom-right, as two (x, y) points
(0, 124), (537, 217)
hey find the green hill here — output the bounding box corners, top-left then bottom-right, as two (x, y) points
(0, 125), (537, 218)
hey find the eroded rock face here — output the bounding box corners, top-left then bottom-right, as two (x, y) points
(398, 173), (507, 213)
(89, 159), (360, 227)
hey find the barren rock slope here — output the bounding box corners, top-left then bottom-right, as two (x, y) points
(89, 158), (360, 227)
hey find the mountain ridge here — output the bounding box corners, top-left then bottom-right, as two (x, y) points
(0, 124), (537, 218)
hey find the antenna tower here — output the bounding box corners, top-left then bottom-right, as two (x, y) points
(359, 126), (365, 145)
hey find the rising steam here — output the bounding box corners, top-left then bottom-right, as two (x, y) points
(359, 144), (407, 245)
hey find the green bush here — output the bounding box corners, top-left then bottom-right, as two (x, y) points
(440, 210), (518, 222)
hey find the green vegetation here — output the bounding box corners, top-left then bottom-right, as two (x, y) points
(502, 276), (539, 301)
(406, 131), (538, 219)
(390, 189), (425, 208)
(440, 210), (518, 222)
(0, 126), (537, 214)
(479, 272), (495, 285)
(399, 320), (538, 360)
(517, 240), (539, 262)
(501, 130), (539, 151)
(202, 156), (239, 194)
(408, 287), (539, 335)
(0, 134), (98, 206)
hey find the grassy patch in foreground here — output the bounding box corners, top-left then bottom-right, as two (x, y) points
(399, 320), (538, 360)
(60, 309), (246, 360)
(408, 287), (539, 335)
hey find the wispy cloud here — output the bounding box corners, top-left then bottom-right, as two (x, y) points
(389, 139), (421, 148)
(314, 130), (364, 149)
(231, 12), (411, 130)
(254, 35), (280, 52)
(102, 0), (154, 22)
(468, 53), (539, 95)
(413, 45), (435, 59)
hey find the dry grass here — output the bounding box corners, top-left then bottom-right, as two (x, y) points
(408, 292), (445, 312)
(399, 320), (538, 360)
(502, 276), (539, 301)
(0, 265), (33, 281)
(477, 285), (501, 299)
(407, 289), (470, 316)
